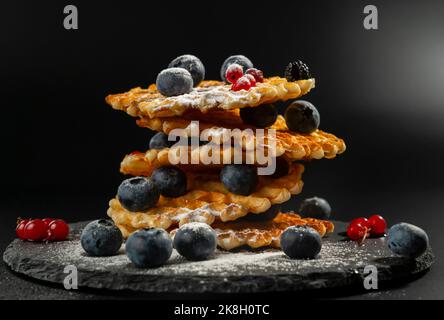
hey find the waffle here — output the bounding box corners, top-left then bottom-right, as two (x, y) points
(167, 212), (332, 250)
(125, 116), (346, 165)
(137, 108), (281, 133)
(120, 147), (289, 176)
(108, 164), (305, 234)
(208, 212), (334, 250)
(114, 212), (333, 250)
(105, 77), (315, 119)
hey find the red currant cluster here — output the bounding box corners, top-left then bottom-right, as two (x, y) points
(16, 218), (70, 242)
(346, 215), (387, 242)
(226, 64), (264, 91)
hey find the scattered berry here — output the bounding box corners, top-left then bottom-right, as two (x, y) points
(149, 132), (175, 150)
(16, 219), (29, 240)
(245, 68), (264, 83)
(81, 220), (123, 257)
(173, 223), (217, 261)
(285, 60), (312, 81)
(350, 217), (371, 229)
(117, 177), (160, 212)
(242, 205), (281, 222)
(220, 55), (254, 82)
(42, 218), (54, 227)
(126, 228), (173, 268)
(368, 215), (387, 235)
(284, 100), (320, 134)
(346, 221), (369, 241)
(281, 226), (322, 259)
(168, 54), (205, 87)
(244, 74), (257, 87)
(225, 63), (244, 84)
(23, 219), (47, 241)
(240, 104), (278, 128)
(231, 76), (252, 91)
(47, 219), (70, 241)
(220, 165), (259, 196)
(299, 197), (331, 220)
(388, 223), (429, 258)
(151, 166), (187, 198)
(156, 68), (193, 97)
(271, 157), (290, 179)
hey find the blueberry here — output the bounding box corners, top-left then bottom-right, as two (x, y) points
(156, 68), (193, 97)
(280, 226), (322, 259)
(149, 132), (175, 149)
(220, 165), (259, 196)
(387, 223), (429, 258)
(173, 222), (217, 261)
(271, 157), (290, 179)
(240, 104), (278, 128)
(284, 100), (320, 134)
(168, 54), (205, 87)
(151, 166), (187, 198)
(117, 177), (160, 212)
(80, 220), (123, 257)
(284, 60), (312, 82)
(220, 55), (254, 82)
(242, 205), (281, 222)
(126, 228), (173, 268)
(299, 197), (331, 220)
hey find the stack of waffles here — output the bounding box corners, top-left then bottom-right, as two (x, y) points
(105, 75), (346, 250)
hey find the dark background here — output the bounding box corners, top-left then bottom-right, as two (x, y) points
(0, 0), (443, 299)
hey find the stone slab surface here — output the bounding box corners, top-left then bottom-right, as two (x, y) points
(3, 221), (434, 293)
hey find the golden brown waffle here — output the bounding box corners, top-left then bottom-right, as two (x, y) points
(108, 164), (304, 234)
(137, 108), (284, 132)
(122, 118), (346, 168)
(114, 212), (333, 250)
(105, 77), (315, 119)
(120, 147), (290, 176)
(208, 212), (334, 250)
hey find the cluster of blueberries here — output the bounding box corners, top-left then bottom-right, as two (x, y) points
(156, 54), (320, 134)
(80, 219), (217, 267)
(80, 196), (429, 268)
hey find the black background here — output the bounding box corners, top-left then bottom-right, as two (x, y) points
(1, 0), (443, 299)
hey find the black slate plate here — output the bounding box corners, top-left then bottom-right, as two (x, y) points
(3, 221), (434, 293)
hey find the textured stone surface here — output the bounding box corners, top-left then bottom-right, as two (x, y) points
(3, 221), (434, 293)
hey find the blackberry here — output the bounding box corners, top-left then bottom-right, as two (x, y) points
(284, 60), (312, 82)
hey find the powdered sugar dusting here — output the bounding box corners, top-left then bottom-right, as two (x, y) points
(152, 83), (262, 112)
(8, 223), (396, 278)
(179, 222), (213, 233)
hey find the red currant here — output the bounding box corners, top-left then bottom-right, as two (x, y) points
(225, 63), (244, 84)
(129, 151), (143, 156)
(16, 219), (29, 240)
(245, 68), (264, 83)
(42, 218), (54, 227)
(346, 222), (368, 241)
(368, 215), (387, 235)
(245, 74), (257, 87)
(350, 217), (370, 228)
(231, 76), (252, 92)
(24, 219), (48, 241)
(47, 219), (70, 241)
